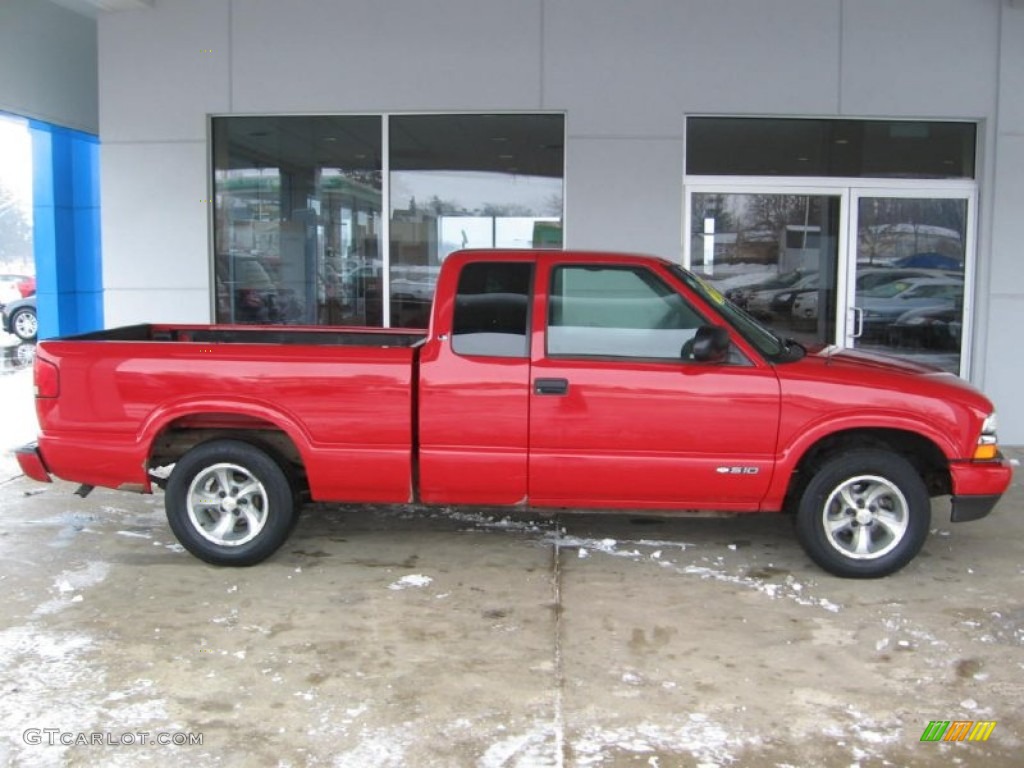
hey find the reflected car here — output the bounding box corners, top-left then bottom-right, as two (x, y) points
(723, 270), (807, 309)
(892, 252), (963, 271)
(887, 306), (962, 351)
(858, 277), (963, 340)
(0, 273), (35, 304)
(745, 273), (818, 319)
(1, 294), (37, 341)
(791, 267), (959, 328)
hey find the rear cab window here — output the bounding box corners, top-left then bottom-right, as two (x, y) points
(451, 262), (533, 358)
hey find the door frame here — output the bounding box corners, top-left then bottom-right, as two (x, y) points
(683, 176), (978, 377)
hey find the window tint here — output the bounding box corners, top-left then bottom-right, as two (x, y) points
(452, 262), (533, 357)
(547, 266), (705, 359)
(687, 118), (976, 179)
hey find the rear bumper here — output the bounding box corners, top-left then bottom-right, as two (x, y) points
(948, 456), (1013, 523)
(15, 443), (52, 483)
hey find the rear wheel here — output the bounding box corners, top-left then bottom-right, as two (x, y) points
(165, 439), (296, 566)
(795, 449), (930, 578)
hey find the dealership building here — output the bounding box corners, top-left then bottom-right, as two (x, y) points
(2, 0), (1024, 439)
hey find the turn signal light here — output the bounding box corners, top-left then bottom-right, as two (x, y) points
(34, 358), (60, 398)
(973, 444), (998, 461)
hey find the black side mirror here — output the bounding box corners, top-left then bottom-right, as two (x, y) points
(690, 325), (730, 363)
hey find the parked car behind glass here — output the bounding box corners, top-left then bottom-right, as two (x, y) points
(0, 274), (35, 304)
(1, 294), (37, 341)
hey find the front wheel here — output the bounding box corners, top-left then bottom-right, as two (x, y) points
(795, 449), (930, 578)
(165, 439), (296, 566)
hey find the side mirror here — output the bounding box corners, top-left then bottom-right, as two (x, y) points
(690, 325), (730, 363)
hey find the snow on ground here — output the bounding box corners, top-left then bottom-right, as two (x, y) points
(0, 335), (38, 481)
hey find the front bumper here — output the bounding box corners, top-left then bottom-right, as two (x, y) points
(948, 456), (1013, 523)
(15, 443), (52, 483)
(950, 494), (1002, 523)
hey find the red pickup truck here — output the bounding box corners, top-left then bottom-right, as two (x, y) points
(17, 249), (1012, 577)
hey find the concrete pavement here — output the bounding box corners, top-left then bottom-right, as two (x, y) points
(0, 454), (1023, 766)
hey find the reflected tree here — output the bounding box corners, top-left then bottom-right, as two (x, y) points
(0, 181), (32, 268)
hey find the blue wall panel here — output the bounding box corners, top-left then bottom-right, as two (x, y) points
(30, 121), (102, 339)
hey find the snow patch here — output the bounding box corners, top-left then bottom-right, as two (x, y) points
(34, 561), (110, 616)
(388, 574), (433, 591)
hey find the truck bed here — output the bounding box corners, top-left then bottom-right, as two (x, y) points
(32, 323), (427, 501)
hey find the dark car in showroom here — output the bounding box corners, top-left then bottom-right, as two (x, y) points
(1, 294), (37, 341)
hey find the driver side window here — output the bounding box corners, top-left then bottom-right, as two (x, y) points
(546, 265), (705, 359)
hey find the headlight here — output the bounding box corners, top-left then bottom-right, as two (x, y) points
(973, 412), (999, 460)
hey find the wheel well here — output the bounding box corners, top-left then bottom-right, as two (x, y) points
(148, 414), (306, 493)
(783, 428), (951, 513)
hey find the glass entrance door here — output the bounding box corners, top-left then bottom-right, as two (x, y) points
(688, 191), (843, 349)
(847, 191), (974, 375)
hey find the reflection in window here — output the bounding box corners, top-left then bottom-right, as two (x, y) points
(690, 193), (840, 349)
(451, 262), (533, 358)
(212, 116), (383, 326)
(389, 114), (564, 328)
(854, 197), (967, 373)
(547, 266), (704, 359)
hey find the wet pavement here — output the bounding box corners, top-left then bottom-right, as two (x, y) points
(1, 453), (1023, 767)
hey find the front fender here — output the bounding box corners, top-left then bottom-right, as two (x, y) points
(760, 409), (958, 511)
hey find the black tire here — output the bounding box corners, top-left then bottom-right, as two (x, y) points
(795, 449), (930, 578)
(165, 439), (296, 566)
(11, 307), (37, 341)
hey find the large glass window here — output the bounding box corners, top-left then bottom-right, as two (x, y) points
(689, 192), (842, 349)
(687, 118), (976, 179)
(0, 112), (36, 368)
(389, 114), (564, 328)
(212, 116), (383, 326)
(212, 113), (564, 329)
(851, 195), (968, 373)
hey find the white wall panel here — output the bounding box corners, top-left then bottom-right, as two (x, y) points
(98, 0), (229, 141)
(231, 0), (541, 113)
(998, 5), (1024, 132)
(982, 295), (1024, 442)
(544, 0), (841, 136)
(988, 136), (1024, 289)
(103, 288), (211, 326)
(564, 138), (683, 260)
(101, 142), (210, 299)
(0, 0), (97, 133)
(841, 0), (999, 118)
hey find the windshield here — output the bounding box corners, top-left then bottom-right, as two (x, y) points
(668, 265), (793, 360)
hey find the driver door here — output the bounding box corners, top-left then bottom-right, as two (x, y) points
(528, 261), (781, 510)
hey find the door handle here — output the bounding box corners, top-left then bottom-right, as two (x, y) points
(851, 307), (864, 339)
(534, 378), (569, 396)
